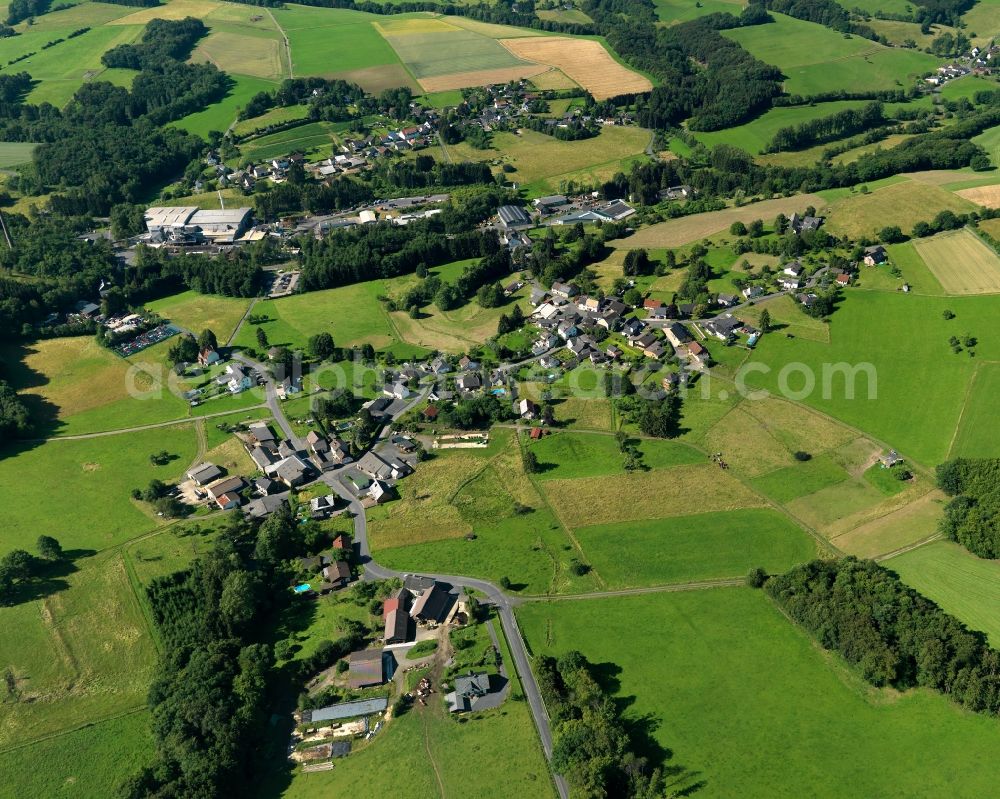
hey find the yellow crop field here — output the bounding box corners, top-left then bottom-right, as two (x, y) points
(912, 228), (1000, 295)
(955, 184), (1000, 209)
(500, 36), (652, 100)
(420, 65), (548, 92)
(109, 0), (222, 25)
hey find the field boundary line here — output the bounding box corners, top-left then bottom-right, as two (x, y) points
(945, 360), (981, 459)
(875, 531), (945, 562)
(266, 6), (293, 78)
(518, 577), (745, 601)
(28, 403), (268, 442)
(0, 705), (146, 756)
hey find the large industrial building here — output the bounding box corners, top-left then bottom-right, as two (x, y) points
(144, 206), (254, 244)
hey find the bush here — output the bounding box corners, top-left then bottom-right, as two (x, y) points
(746, 567), (768, 588)
(793, 451), (812, 461)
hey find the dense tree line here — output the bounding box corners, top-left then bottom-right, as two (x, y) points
(101, 17), (209, 70)
(436, 393), (514, 429)
(538, 650), (676, 798)
(0, 18), (224, 214)
(7, 0), (51, 25)
(298, 219), (498, 290)
(0, 375), (30, 440)
(765, 102), (886, 153)
(585, 0), (782, 131)
(755, 0), (880, 40)
(936, 458), (1000, 558)
(766, 558), (1000, 714)
(120, 505), (312, 797)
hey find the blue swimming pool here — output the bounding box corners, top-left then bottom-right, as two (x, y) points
(293, 583), (311, 594)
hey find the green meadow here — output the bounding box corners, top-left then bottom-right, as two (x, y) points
(572, 508), (816, 587)
(528, 431), (705, 480)
(725, 14), (939, 96)
(518, 588), (1000, 799)
(0, 549), (158, 749)
(0, 711), (154, 799)
(744, 291), (998, 467)
(949, 364), (1000, 459)
(888, 540), (1000, 646)
(0, 424), (198, 551)
(173, 74), (279, 139)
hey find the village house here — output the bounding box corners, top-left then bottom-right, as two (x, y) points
(688, 341), (710, 367)
(198, 348), (220, 367)
(717, 293), (737, 307)
(664, 322), (691, 349)
(836, 273), (852, 286)
(743, 286), (765, 300)
(789, 213), (824, 234)
(357, 451), (412, 481)
(271, 455), (311, 487)
(446, 673), (498, 713)
(550, 281), (578, 299)
(206, 475), (244, 502)
(703, 315), (742, 342)
(456, 373), (482, 393)
(783, 261), (805, 277)
(863, 245), (889, 266)
(244, 492), (290, 519)
(322, 559), (352, 590)
(777, 275), (802, 291)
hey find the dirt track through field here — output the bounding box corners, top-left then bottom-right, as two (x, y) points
(617, 194), (827, 248)
(499, 36), (652, 99)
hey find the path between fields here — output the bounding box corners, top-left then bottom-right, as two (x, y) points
(517, 577), (745, 602)
(26, 404), (268, 442)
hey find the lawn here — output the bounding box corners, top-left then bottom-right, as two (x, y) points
(573, 508), (816, 587)
(825, 179), (977, 240)
(173, 74), (279, 139)
(528, 431), (704, 479)
(652, 0), (743, 23)
(742, 290), (1000, 467)
(0, 710), (154, 799)
(144, 290), (253, 343)
(724, 14), (939, 96)
(888, 540), (1000, 646)
(0, 549), (158, 749)
(445, 126), (651, 196)
(0, 424), (197, 551)
(518, 587), (1000, 799)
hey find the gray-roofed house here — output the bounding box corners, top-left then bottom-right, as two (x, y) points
(244, 492), (290, 519)
(306, 430), (329, 454)
(445, 673), (495, 713)
(249, 445), (279, 472)
(664, 323), (691, 349)
(248, 421), (276, 446)
(704, 315), (742, 341)
(273, 455), (310, 487)
(322, 559), (351, 589)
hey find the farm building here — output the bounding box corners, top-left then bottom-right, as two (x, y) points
(497, 205), (532, 229)
(302, 697), (388, 724)
(347, 649), (389, 689)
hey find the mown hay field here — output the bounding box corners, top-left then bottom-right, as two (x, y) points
(824, 180), (976, 240)
(191, 29), (286, 80)
(541, 464), (766, 528)
(145, 289), (252, 342)
(911, 228), (1000, 295)
(500, 36), (652, 100)
(620, 194), (826, 248)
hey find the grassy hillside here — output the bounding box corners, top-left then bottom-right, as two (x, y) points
(518, 588), (1000, 798)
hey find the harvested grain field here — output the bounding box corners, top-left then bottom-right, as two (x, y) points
(912, 228), (1000, 294)
(955, 184), (1000, 209)
(618, 194), (827, 248)
(541, 464), (766, 529)
(500, 36), (652, 100)
(419, 65), (549, 93)
(192, 31), (286, 79)
(330, 64), (420, 93)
